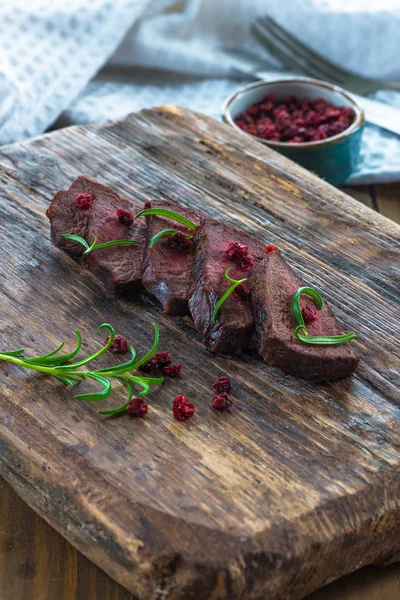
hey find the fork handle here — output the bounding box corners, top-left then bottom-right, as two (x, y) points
(378, 80), (400, 93)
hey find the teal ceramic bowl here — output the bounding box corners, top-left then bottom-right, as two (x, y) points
(222, 78), (365, 186)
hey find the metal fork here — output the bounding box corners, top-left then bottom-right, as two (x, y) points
(251, 16), (400, 96)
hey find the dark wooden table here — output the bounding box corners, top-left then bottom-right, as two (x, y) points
(1, 183), (399, 600)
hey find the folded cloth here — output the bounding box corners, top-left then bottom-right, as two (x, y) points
(0, 0), (149, 144)
(1, 0), (400, 185)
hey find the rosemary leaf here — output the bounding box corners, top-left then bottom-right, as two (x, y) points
(24, 333), (81, 366)
(149, 229), (193, 248)
(0, 322), (164, 415)
(131, 323), (160, 369)
(291, 287), (356, 346)
(85, 239), (137, 254)
(212, 267), (247, 324)
(57, 324), (114, 370)
(61, 234), (137, 256)
(98, 401), (130, 416)
(134, 208), (197, 231)
(60, 233), (90, 250)
(75, 373), (112, 402)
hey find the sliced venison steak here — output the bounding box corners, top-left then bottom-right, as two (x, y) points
(140, 200), (201, 316)
(249, 250), (359, 381)
(84, 191), (147, 294)
(46, 176), (115, 257)
(189, 219), (264, 355)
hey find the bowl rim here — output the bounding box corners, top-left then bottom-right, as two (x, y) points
(222, 77), (365, 150)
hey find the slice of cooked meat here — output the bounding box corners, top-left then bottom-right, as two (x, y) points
(249, 250), (359, 381)
(140, 200), (201, 316)
(189, 219), (265, 354)
(84, 191), (147, 294)
(46, 176), (115, 257)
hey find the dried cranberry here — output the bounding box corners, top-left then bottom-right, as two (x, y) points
(139, 357), (157, 373)
(172, 395), (195, 421)
(116, 209), (134, 226)
(226, 241), (247, 259)
(75, 193), (92, 210)
(265, 245), (280, 254)
(213, 392), (233, 411)
(105, 334), (129, 353)
(305, 111), (317, 126)
(154, 351), (172, 367)
(226, 241), (254, 271)
(302, 305), (319, 324)
(212, 375), (231, 394)
(247, 104), (259, 117)
(161, 364), (182, 377)
(127, 398), (148, 418)
(325, 108), (341, 120)
(342, 107), (355, 120)
(168, 231), (192, 251)
(311, 130), (328, 141)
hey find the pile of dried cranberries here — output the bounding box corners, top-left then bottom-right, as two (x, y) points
(234, 94), (355, 144)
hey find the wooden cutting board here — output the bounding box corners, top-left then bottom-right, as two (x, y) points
(0, 106), (399, 600)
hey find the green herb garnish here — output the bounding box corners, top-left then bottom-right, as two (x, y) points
(149, 229), (193, 248)
(212, 267), (248, 324)
(0, 323), (163, 415)
(134, 208), (197, 231)
(291, 287), (356, 345)
(61, 234), (137, 255)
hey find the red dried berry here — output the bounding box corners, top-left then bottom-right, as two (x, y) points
(302, 305), (319, 324)
(168, 231), (192, 251)
(161, 364), (182, 377)
(105, 334), (129, 354)
(116, 209), (134, 226)
(265, 245), (280, 254)
(311, 130), (328, 141)
(75, 193), (92, 210)
(139, 357), (157, 373)
(154, 351), (172, 367)
(212, 392), (233, 411)
(127, 398), (148, 418)
(226, 241), (247, 259)
(226, 241), (254, 271)
(212, 375), (231, 394)
(173, 395), (195, 421)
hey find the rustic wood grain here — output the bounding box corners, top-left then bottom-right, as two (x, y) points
(2, 475), (400, 600)
(341, 186), (374, 210)
(0, 106), (399, 600)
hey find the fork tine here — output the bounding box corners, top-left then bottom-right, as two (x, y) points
(258, 16), (372, 87)
(253, 18), (345, 85)
(258, 16), (346, 82)
(251, 22), (336, 83)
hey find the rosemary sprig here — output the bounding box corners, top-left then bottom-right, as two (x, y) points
(134, 208), (197, 231)
(0, 323), (163, 415)
(61, 234), (137, 255)
(291, 287), (356, 345)
(212, 267), (248, 324)
(149, 229), (193, 248)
